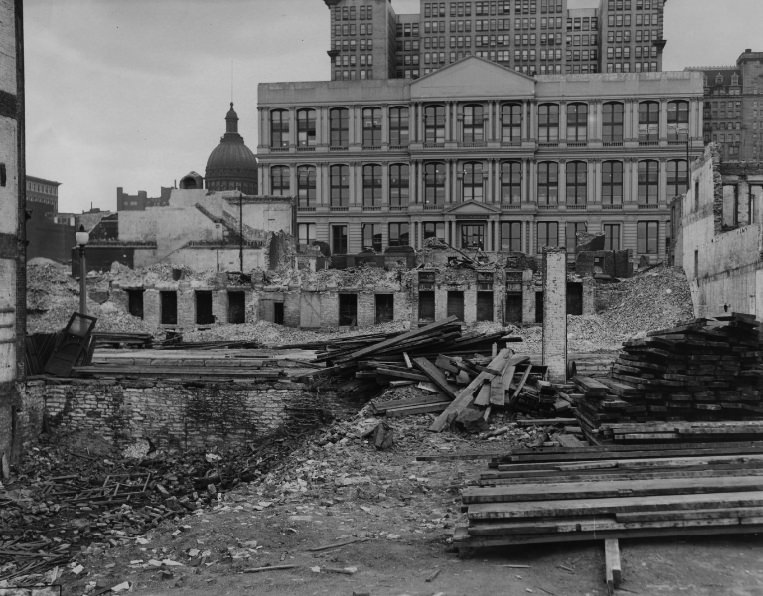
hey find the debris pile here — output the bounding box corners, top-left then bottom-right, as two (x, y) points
(0, 433), (308, 586)
(572, 313), (763, 443)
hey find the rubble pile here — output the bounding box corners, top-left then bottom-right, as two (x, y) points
(0, 432), (310, 585)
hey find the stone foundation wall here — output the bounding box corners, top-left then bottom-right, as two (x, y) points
(24, 378), (357, 453)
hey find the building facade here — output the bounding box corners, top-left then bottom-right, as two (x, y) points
(687, 65), (742, 162)
(25, 175), (76, 262)
(257, 58), (703, 264)
(326, 0), (666, 81)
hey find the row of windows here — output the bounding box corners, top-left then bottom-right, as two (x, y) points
(333, 23), (374, 37)
(334, 54), (374, 67)
(606, 46), (657, 59)
(607, 0), (658, 10)
(269, 159), (688, 208)
(332, 5), (374, 21)
(268, 101), (689, 148)
(606, 61), (659, 73)
(607, 14), (659, 26)
(301, 220), (660, 255)
(333, 39), (374, 52)
(332, 70), (375, 81)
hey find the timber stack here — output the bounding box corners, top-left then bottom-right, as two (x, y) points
(572, 313), (763, 444)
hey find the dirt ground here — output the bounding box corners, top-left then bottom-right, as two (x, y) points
(52, 413), (763, 596)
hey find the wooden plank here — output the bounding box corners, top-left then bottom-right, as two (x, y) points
(573, 375), (610, 396)
(372, 393), (451, 414)
(615, 507), (763, 523)
(374, 367), (429, 382)
(335, 316), (458, 363)
(403, 352), (413, 369)
(507, 363), (533, 408)
(489, 374), (505, 406)
(429, 348), (511, 432)
(385, 401), (450, 417)
(474, 383), (492, 407)
(412, 357), (458, 400)
(604, 539), (621, 595)
(461, 475), (763, 504)
(466, 491), (763, 521)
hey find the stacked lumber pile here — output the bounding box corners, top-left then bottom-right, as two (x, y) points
(454, 442), (763, 554)
(572, 314), (763, 443)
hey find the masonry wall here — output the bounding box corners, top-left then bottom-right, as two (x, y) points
(542, 248), (568, 382)
(134, 247), (268, 272)
(24, 379), (356, 453)
(0, 0), (23, 465)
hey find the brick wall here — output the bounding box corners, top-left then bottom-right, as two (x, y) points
(23, 378), (357, 453)
(542, 248), (568, 381)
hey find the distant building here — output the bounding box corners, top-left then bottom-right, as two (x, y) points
(25, 176), (76, 262)
(326, 0), (667, 81)
(737, 49), (763, 163)
(257, 58), (703, 265)
(116, 186), (172, 211)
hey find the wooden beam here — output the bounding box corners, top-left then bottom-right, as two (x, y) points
(604, 538), (622, 595)
(412, 357), (458, 400)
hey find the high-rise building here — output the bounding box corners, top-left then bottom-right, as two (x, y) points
(324, 0), (667, 80)
(686, 65), (742, 162)
(257, 58), (703, 263)
(737, 49), (763, 162)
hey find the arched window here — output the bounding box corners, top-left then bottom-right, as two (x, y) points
(565, 161), (587, 205)
(603, 102), (624, 143)
(500, 161), (521, 204)
(666, 159), (688, 198)
(462, 161), (484, 201)
(424, 105), (446, 144)
(389, 164), (409, 207)
(566, 103), (588, 142)
(638, 101), (659, 142)
(330, 164), (349, 207)
(601, 160), (623, 205)
(537, 162), (558, 205)
(270, 109), (289, 148)
(424, 162), (446, 205)
(501, 103), (522, 144)
(297, 109), (316, 147)
(638, 160), (659, 204)
(270, 165), (290, 196)
(463, 104), (485, 143)
(330, 108), (349, 147)
(362, 164), (382, 207)
(538, 103), (559, 143)
(297, 165), (316, 208)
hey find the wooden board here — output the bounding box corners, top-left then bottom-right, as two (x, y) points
(474, 383), (492, 407)
(462, 475), (763, 504)
(429, 348), (511, 432)
(466, 490), (763, 521)
(412, 357), (458, 400)
(604, 539), (621, 595)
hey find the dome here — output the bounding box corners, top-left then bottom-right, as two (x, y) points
(205, 103), (258, 194)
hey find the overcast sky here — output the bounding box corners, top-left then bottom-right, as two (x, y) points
(24, 0), (763, 214)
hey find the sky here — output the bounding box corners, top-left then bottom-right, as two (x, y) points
(24, 0), (763, 214)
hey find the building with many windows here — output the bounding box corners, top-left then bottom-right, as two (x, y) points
(257, 57), (703, 264)
(326, 0), (667, 81)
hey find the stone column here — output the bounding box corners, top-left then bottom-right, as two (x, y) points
(542, 247), (567, 382)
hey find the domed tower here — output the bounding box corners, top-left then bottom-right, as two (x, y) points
(205, 103), (258, 194)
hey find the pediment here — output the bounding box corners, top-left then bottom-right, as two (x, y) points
(444, 200), (502, 215)
(411, 57), (536, 100)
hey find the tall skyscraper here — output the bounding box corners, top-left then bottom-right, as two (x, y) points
(324, 0), (667, 81)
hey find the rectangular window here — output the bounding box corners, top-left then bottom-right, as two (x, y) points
(270, 110), (289, 148)
(667, 100), (689, 141)
(666, 160), (688, 198)
(227, 291), (246, 324)
(388, 222), (410, 247)
(500, 161), (522, 204)
(298, 223), (315, 247)
(362, 164), (382, 207)
(538, 104), (559, 142)
(389, 106), (409, 145)
(423, 221), (445, 242)
(361, 223), (382, 252)
(536, 222), (559, 252)
(424, 105), (446, 143)
(463, 104), (485, 143)
(270, 166), (290, 196)
(601, 161), (623, 205)
(330, 165), (350, 207)
(603, 223), (621, 251)
(603, 102), (624, 143)
(639, 101), (660, 142)
(637, 221), (658, 254)
(362, 107), (382, 146)
(501, 103), (522, 144)
(566, 103), (588, 142)
(297, 109), (316, 147)
(565, 221), (586, 253)
(460, 223), (485, 249)
(500, 221), (522, 252)
(638, 160), (659, 204)
(332, 224), (348, 254)
(424, 162), (446, 205)
(195, 291), (214, 325)
(297, 166), (316, 208)
(389, 164), (409, 207)
(537, 162), (558, 205)
(330, 108), (349, 147)
(565, 161), (587, 205)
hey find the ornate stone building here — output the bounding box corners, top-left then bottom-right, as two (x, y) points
(205, 103), (258, 194)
